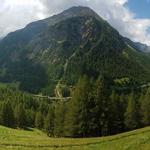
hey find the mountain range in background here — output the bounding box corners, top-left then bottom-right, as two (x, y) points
(0, 37), (3, 41)
(124, 37), (150, 53)
(0, 6), (150, 94)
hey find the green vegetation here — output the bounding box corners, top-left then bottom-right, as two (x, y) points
(1, 6), (150, 149)
(0, 76), (150, 138)
(0, 125), (150, 150)
(0, 7), (150, 93)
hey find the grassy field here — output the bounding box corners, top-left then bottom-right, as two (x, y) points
(0, 126), (150, 150)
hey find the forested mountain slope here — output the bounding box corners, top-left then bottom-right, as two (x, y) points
(0, 6), (150, 93)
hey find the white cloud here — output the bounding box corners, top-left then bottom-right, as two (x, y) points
(0, 0), (150, 45)
(0, 0), (45, 36)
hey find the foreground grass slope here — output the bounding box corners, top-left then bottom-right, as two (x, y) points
(0, 126), (150, 150)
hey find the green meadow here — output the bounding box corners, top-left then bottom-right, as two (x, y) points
(0, 125), (150, 150)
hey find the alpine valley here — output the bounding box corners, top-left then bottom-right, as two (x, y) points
(0, 6), (150, 94)
(1, 6), (150, 149)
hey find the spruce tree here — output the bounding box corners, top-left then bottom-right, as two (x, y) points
(0, 103), (2, 124)
(110, 91), (124, 134)
(26, 109), (35, 127)
(44, 105), (55, 136)
(1, 101), (15, 128)
(93, 76), (110, 136)
(14, 104), (27, 128)
(65, 75), (91, 137)
(35, 111), (43, 129)
(124, 93), (139, 130)
(140, 88), (150, 126)
(54, 101), (66, 137)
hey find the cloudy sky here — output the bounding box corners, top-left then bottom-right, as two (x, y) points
(0, 0), (150, 45)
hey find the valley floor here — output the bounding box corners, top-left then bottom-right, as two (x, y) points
(0, 125), (150, 150)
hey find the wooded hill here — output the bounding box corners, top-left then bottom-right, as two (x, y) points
(0, 76), (150, 138)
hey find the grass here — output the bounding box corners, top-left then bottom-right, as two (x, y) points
(0, 126), (150, 150)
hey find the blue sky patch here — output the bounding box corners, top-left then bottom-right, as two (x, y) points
(127, 0), (150, 19)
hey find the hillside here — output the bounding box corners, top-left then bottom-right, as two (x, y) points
(0, 6), (150, 94)
(124, 37), (150, 53)
(0, 125), (150, 150)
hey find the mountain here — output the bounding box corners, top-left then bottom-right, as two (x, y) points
(124, 37), (150, 53)
(0, 37), (3, 41)
(0, 6), (150, 94)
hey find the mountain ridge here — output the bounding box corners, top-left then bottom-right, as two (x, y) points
(0, 6), (150, 94)
(124, 37), (150, 53)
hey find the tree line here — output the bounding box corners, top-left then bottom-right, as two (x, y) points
(0, 76), (150, 137)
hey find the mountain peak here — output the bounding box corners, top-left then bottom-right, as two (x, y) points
(61, 6), (100, 18)
(44, 6), (101, 26)
(1, 6), (150, 93)
(63, 6), (94, 13)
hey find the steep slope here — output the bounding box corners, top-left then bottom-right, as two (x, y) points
(0, 6), (150, 93)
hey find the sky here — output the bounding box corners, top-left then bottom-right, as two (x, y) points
(127, 0), (150, 19)
(0, 0), (150, 45)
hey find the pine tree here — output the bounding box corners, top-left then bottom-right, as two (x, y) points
(93, 76), (110, 136)
(35, 111), (43, 129)
(110, 91), (124, 134)
(1, 101), (15, 128)
(0, 103), (2, 124)
(140, 88), (150, 126)
(26, 109), (35, 127)
(14, 104), (27, 128)
(124, 93), (139, 130)
(65, 75), (92, 137)
(39, 102), (49, 116)
(44, 105), (55, 136)
(54, 101), (66, 137)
